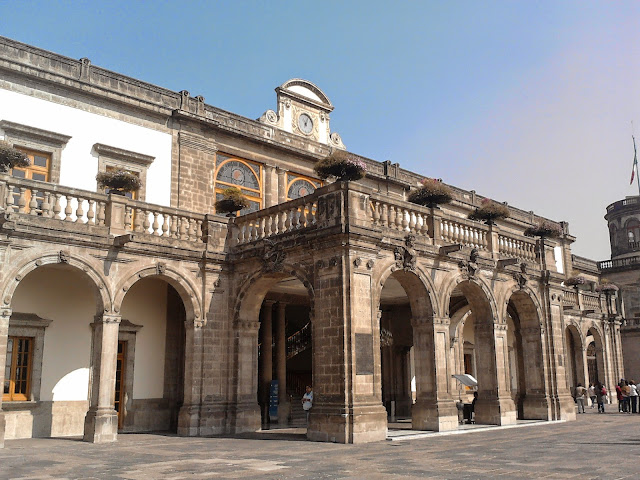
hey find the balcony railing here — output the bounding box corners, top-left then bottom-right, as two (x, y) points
(0, 174), (207, 245)
(561, 287), (615, 315)
(598, 255), (640, 272)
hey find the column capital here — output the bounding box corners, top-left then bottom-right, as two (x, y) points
(276, 166), (288, 175)
(93, 314), (121, 324)
(263, 300), (277, 307)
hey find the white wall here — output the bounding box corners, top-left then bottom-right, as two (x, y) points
(12, 266), (94, 402)
(0, 88), (172, 206)
(120, 278), (168, 399)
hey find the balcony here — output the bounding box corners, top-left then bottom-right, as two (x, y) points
(598, 255), (640, 273)
(561, 287), (616, 316)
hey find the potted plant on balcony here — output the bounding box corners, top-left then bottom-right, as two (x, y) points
(215, 187), (249, 217)
(524, 220), (563, 239)
(596, 281), (619, 294)
(408, 178), (453, 208)
(96, 169), (141, 196)
(0, 140), (30, 173)
(313, 150), (367, 182)
(565, 275), (587, 289)
(468, 199), (510, 225)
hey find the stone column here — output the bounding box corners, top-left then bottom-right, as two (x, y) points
(275, 302), (290, 423)
(0, 308), (11, 448)
(231, 319), (261, 433)
(84, 314), (121, 443)
(473, 321), (517, 425)
(259, 301), (274, 423)
(581, 347), (590, 389)
(178, 318), (204, 436)
(264, 165), (277, 208)
(411, 316), (458, 431)
(276, 167), (288, 204)
(519, 327), (553, 420)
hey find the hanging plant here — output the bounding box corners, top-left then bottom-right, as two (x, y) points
(0, 140), (30, 173)
(565, 275), (587, 287)
(215, 187), (250, 215)
(524, 221), (563, 239)
(596, 282), (619, 293)
(408, 178), (453, 207)
(468, 199), (510, 225)
(96, 170), (141, 195)
(313, 150), (367, 182)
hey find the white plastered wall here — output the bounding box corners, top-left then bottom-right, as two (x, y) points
(12, 266), (94, 402)
(0, 88), (172, 206)
(120, 278), (168, 399)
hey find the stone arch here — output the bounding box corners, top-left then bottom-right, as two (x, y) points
(113, 265), (201, 323)
(440, 274), (499, 325)
(1, 251), (111, 314)
(234, 263), (315, 323)
(565, 323), (586, 394)
(498, 284), (544, 327)
(585, 323), (606, 387)
(373, 260), (439, 319)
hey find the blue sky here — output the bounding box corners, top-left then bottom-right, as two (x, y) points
(2, 1), (638, 260)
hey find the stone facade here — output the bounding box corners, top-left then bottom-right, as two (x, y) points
(0, 35), (624, 448)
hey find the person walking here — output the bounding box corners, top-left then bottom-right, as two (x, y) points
(596, 382), (606, 413)
(302, 385), (313, 424)
(575, 383), (587, 414)
(588, 383), (597, 409)
(616, 382), (624, 412)
(629, 380), (638, 414)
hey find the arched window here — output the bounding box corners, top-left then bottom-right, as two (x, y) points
(214, 154), (262, 214)
(609, 225), (617, 247)
(626, 219), (640, 245)
(286, 173), (321, 201)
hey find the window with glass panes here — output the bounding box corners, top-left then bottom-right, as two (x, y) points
(3, 336), (33, 401)
(11, 148), (51, 212)
(286, 173), (321, 201)
(214, 154), (262, 214)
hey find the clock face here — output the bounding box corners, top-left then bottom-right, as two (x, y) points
(298, 113), (313, 134)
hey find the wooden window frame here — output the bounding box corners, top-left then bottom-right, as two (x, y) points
(10, 147), (52, 212)
(4, 313), (51, 404)
(0, 120), (71, 184)
(286, 172), (322, 201)
(3, 336), (33, 402)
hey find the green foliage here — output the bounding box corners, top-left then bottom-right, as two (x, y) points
(524, 221), (563, 238)
(313, 150), (367, 181)
(0, 140), (30, 172)
(408, 178), (453, 207)
(215, 187), (250, 214)
(96, 169), (142, 193)
(468, 199), (510, 224)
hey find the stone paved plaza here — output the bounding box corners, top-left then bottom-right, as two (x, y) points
(1, 411), (639, 479)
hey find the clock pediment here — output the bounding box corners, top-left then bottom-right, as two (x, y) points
(259, 78), (345, 149)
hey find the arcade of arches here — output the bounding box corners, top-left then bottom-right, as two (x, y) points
(0, 185), (624, 447)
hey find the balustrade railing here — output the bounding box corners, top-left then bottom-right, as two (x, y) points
(581, 292), (602, 311)
(440, 217), (488, 250)
(369, 197), (430, 238)
(562, 289), (579, 308)
(498, 234), (537, 262)
(232, 196), (318, 245)
(0, 175), (205, 244)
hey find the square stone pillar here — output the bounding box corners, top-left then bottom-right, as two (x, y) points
(178, 319), (204, 436)
(519, 327), (553, 420)
(83, 314), (121, 443)
(411, 316), (458, 431)
(276, 167), (287, 204)
(275, 302), (290, 423)
(307, 266), (387, 444)
(259, 301), (274, 425)
(0, 308), (11, 448)
(230, 319), (261, 433)
(473, 321), (517, 425)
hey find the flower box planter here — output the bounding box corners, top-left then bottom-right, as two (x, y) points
(468, 199), (510, 225)
(96, 170), (141, 196)
(524, 221), (563, 239)
(313, 151), (366, 182)
(408, 178), (453, 208)
(0, 140), (30, 173)
(215, 187), (250, 216)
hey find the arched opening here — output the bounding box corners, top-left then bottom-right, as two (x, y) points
(586, 327), (605, 388)
(117, 277), (187, 433)
(6, 263), (103, 439)
(237, 271), (313, 432)
(449, 279), (516, 425)
(506, 290), (548, 420)
(564, 325), (585, 397)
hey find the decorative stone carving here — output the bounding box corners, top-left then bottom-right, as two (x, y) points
(353, 257), (362, 267)
(394, 234), (417, 271)
(59, 250), (70, 264)
(458, 248), (478, 278)
(156, 262), (167, 275)
(513, 262), (528, 289)
(262, 238), (286, 272)
(366, 259), (375, 269)
(329, 257), (339, 267)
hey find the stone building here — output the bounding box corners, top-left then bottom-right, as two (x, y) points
(599, 197), (640, 382)
(0, 35), (624, 447)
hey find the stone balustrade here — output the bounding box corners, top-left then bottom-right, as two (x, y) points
(498, 233), (537, 262)
(0, 175), (206, 245)
(232, 195), (318, 246)
(440, 216), (489, 250)
(561, 287), (614, 315)
(369, 195), (431, 238)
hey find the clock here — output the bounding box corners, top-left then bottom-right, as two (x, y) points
(298, 113), (313, 134)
